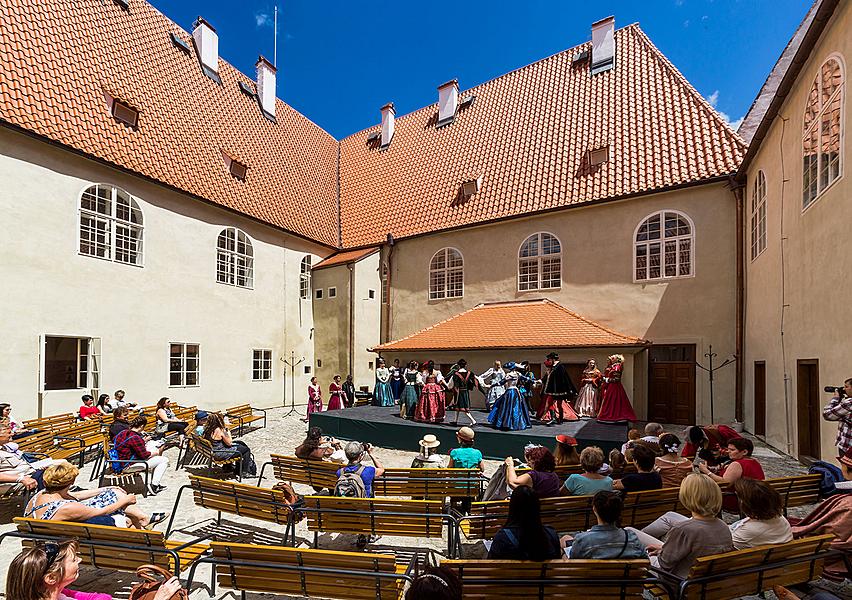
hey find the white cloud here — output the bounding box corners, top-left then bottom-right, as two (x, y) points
(705, 90), (743, 130)
(706, 90), (719, 108)
(255, 12), (272, 28)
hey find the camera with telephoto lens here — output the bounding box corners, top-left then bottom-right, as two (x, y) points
(825, 386), (847, 398)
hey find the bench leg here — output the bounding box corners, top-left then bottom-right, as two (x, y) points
(209, 561), (216, 597)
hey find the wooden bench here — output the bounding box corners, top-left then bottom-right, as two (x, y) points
(258, 454), (348, 490)
(225, 403), (267, 435)
(16, 428), (90, 467)
(764, 474), (822, 512)
(23, 413), (77, 431)
(296, 495), (456, 555)
(518, 462), (639, 478)
(186, 542), (412, 600)
(180, 433), (244, 480)
(2, 517), (210, 575)
(91, 432), (152, 494)
(647, 534), (842, 600)
(443, 559), (654, 598)
(374, 468), (485, 499)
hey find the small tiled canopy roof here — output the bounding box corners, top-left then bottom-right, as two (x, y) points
(372, 299), (649, 352)
(313, 247), (379, 270)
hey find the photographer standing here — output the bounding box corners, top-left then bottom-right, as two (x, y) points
(823, 378), (852, 457)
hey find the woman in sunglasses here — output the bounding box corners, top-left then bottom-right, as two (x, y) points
(6, 540), (182, 600)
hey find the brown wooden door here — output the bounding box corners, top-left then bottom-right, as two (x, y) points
(753, 362), (766, 437)
(648, 345), (696, 425)
(796, 360), (821, 461)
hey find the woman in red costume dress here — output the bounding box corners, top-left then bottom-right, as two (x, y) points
(597, 354), (637, 423)
(327, 375), (344, 411)
(414, 373), (446, 423)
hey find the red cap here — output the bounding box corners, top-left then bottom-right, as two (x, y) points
(555, 435), (577, 445)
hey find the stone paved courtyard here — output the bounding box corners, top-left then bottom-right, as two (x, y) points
(0, 406), (847, 599)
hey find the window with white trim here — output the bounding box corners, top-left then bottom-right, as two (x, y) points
(518, 233), (561, 291)
(169, 343), (199, 387)
(252, 349), (272, 381)
(381, 262), (389, 304)
(634, 211), (694, 281)
(216, 228), (253, 288)
(300, 256), (311, 299)
(429, 248), (464, 300)
(803, 56), (843, 208)
(79, 184), (144, 265)
(750, 171), (767, 260)
(42, 336), (100, 391)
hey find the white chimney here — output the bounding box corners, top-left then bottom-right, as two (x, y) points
(591, 16), (615, 75)
(437, 79), (459, 126)
(192, 17), (219, 77)
(380, 102), (395, 148)
(255, 56), (277, 118)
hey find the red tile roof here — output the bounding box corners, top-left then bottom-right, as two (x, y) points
(313, 247), (379, 270)
(340, 24), (745, 248)
(0, 0), (340, 246)
(371, 299), (649, 352)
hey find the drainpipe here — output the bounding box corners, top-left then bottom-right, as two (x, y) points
(383, 233), (395, 343)
(730, 176), (745, 423)
(348, 262), (355, 380)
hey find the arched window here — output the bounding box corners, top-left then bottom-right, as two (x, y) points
(300, 256), (311, 299)
(518, 232), (561, 291)
(216, 227), (253, 288)
(750, 171), (767, 260)
(79, 184), (144, 265)
(803, 56), (843, 208)
(429, 248), (463, 300)
(634, 210), (694, 281)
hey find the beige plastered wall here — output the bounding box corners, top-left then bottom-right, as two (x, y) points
(0, 127), (328, 419)
(743, 3), (852, 459)
(383, 182), (737, 423)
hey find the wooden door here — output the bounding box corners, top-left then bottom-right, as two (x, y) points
(753, 362), (766, 437)
(796, 360), (821, 461)
(648, 345), (696, 425)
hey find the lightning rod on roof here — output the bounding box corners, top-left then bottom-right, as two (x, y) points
(273, 5), (278, 67)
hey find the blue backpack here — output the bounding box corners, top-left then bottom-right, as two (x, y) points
(109, 432), (135, 473)
(808, 461), (845, 497)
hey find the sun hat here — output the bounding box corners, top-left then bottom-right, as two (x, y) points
(555, 434), (577, 445)
(456, 427), (475, 441)
(419, 434), (440, 449)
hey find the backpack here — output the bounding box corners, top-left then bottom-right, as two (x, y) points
(334, 465), (367, 498)
(109, 431), (136, 474)
(808, 461), (845, 497)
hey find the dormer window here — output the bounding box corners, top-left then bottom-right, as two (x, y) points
(221, 150), (247, 181)
(461, 176), (482, 198)
(589, 145), (609, 166)
(111, 100), (139, 128)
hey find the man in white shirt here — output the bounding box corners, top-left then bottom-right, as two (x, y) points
(109, 389), (137, 410)
(0, 423), (44, 494)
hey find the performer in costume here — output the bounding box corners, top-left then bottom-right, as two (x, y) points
(414, 372), (445, 423)
(342, 374), (356, 408)
(447, 359), (480, 426)
(540, 352), (579, 425)
(575, 359), (602, 418)
(478, 360), (506, 411)
(399, 361), (422, 419)
(488, 370), (532, 431)
(327, 375), (344, 410)
(305, 377), (322, 422)
(372, 357), (394, 407)
(515, 361), (538, 415)
(390, 358), (404, 403)
(597, 354), (637, 423)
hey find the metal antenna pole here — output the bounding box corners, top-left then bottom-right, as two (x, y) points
(696, 344), (736, 425)
(273, 5), (278, 67)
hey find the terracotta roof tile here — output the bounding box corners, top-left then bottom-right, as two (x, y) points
(372, 299), (649, 352)
(313, 246), (379, 270)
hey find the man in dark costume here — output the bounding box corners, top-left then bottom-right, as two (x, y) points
(541, 352), (579, 425)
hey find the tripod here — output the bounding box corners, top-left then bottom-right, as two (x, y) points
(281, 350), (305, 417)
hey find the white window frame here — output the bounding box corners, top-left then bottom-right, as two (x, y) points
(216, 227), (254, 289)
(78, 184), (144, 267)
(750, 171), (767, 261)
(300, 256), (312, 300)
(802, 54), (845, 210)
(517, 232), (562, 292)
(169, 342), (200, 387)
(428, 247), (464, 300)
(328, 287), (337, 298)
(633, 210), (695, 282)
(252, 349), (272, 381)
(380, 262), (389, 305)
(39, 334), (101, 392)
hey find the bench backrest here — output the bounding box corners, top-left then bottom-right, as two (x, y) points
(683, 534), (835, 599)
(301, 495), (446, 538)
(764, 474), (822, 509)
(210, 541), (403, 600)
(443, 559), (651, 598)
(15, 430), (57, 454)
(518, 463), (639, 478)
(14, 517), (169, 571)
(376, 468), (484, 498)
(270, 454), (341, 490)
(226, 404), (252, 417)
(189, 475), (292, 525)
(23, 413), (77, 431)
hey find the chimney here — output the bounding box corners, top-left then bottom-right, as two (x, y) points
(380, 102), (395, 148)
(437, 79), (459, 126)
(255, 56), (277, 119)
(590, 16), (615, 75)
(192, 17), (219, 78)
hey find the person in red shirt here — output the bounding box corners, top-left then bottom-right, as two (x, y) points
(78, 395), (101, 420)
(682, 424), (743, 465)
(699, 437), (765, 512)
(113, 416), (169, 494)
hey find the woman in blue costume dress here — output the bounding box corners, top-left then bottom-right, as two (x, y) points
(488, 370), (532, 431)
(372, 358), (394, 407)
(399, 360), (422, 419)
(389, 359), (404, 402)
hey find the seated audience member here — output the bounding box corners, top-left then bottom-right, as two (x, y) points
(699, 437), (765, 511)
(791, 492), (852, 581)
(108, 406), (132, 440)
(405, 565), (462, 600)
(78, 395), (100, 420)
(114, 416), (169, 494)
(554, 434), (580, 466)
(25, 461), (166, 528)
(634, 422), (664, 455)
(621, 428), (641, 455)
(411, 435), (445, 469)
(155, 397), (188, 437)
(447, 427), (484, 472)
(7, 540), (183, 600)
(488, 486), (561, 560)
(0, 421), (45, 494)
(729, 478), (792, 549)
(1, 403), (33, 438)
(627, 473), (733, 578)
(109, 389), (136, 410)
(655, 433), (693, 488)
(203, 413), (256, 476)
(561, 447), (613, 496)
(840, 447), (852, 480)
(337, 441), (385, 498)
(607, 448), (625, 479)
(294, 427), (343, 462)
(194, 410), (209, 436)
(568, 491), (647, 559)
(95, 394), (113, 415)
(505, 446), (562, 499)
(682, 424), (742, 464)
(614, 444), (662, 492)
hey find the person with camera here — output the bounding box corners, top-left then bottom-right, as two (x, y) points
(823, 378), (852, 457)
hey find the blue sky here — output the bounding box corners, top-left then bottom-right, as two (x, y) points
(150, 0), (812, 139)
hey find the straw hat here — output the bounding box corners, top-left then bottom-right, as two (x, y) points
(555, 434), (577, 446)
(418, 434), (440, 449)
(456, 427), (475, 441)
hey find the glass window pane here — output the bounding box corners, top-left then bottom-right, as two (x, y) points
(186, 345), (199, 358)
(170, 372), (182, 386)
(185, 372), (198, 386)
(170, 344), (183, 357)
(664, 240), (677, 277)
(679, 239), (691, 276)
(648, 242), (661, 279)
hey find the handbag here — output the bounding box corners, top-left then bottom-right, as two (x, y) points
(129, 565), (187, 600)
